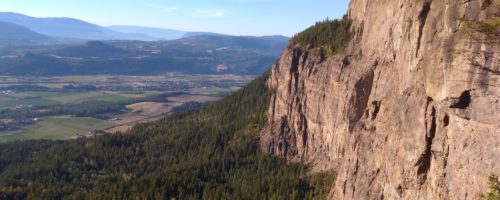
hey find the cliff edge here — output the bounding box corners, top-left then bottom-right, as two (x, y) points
(260, 0), (500, 199)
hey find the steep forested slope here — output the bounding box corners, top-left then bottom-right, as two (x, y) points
(0, 73), (333, 199)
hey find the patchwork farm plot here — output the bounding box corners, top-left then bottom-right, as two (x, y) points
(0, 74), (252, 142)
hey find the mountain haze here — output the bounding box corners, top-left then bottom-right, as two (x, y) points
(0, 12), (289, 75)
(108, 25), (187, 40)
(181, 32), (227, 38)
(0, 12), (155, 41)
(0, 35), (288, 75)
(0, 21), (53, 46)
(0, 12), (289, 44)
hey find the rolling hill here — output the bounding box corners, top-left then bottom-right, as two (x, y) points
(0, 35), (288, 75)
(0, 21), (53, 46)
(55, 41), (127, 57)
(0, 12), (289, 75)
(0, 12), (288, 45)
(0, 12), (154, 41)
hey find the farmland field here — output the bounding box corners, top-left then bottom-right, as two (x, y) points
(0, 91), (160, 109)
(0, 116), (110, 142)
(0, 95), (60, 109)
(0, 74), (252, 142)
(105, 95), (221, 133)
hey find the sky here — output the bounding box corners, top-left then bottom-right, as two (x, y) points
(0, 0), (350, 36)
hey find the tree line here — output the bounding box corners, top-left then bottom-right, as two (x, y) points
(0, 72), (335, 199)
(289, 15), (353, 57)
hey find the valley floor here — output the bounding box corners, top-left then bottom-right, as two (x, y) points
(0, 74), (252, 142)
(0, 73), (334, 199)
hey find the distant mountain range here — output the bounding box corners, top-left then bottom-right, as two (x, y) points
(107, 26), (228, 40)
(107, 25), (187, 40)
(0, 34), (288, 75)
(0, 21), (54, 46)
(0, 11), (289, 75)
(0, 12), (154, 42)
(0, 12), (252, 44)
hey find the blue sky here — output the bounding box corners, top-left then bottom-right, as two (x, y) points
(0, 0), (350, 36)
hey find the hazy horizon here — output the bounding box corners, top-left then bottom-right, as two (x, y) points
(0, 0), (350, 37)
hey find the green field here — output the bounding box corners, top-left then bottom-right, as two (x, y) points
(0, 91), (155, 109)
(55, 75), (111, 82)
(22, 91), (104, 104)
(0, 116), (110, 142)
(0, 95), (59, 108)
(0, 75), (250, 142)
(189, 87), (239, 95)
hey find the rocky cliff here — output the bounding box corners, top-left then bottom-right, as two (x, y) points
(260, 0), (500, 199)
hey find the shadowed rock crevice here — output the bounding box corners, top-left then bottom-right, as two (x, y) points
(450, 90), (472, 109)
(416, 0), (432, 57)
(348, 70), (375, 131)
(370, 101), (381, 120)
(276, 117), (297, 158)
(443, 114), (449, 127)
(415, 100), (437, 185)
(288, 48), (302, 96)
(263, 116), (299, 159)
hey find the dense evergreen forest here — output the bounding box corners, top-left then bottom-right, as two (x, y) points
(289, 15), (353, 56)
(0, 73), (334, 199)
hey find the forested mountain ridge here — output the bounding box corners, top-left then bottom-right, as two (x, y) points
(0, 12), (155, 41)
(0, 21), (54, 46)
(0, 73), (334, 199)
(0, 12), (287, 43)
(0, 35), (287, 75)
(55, 41), (127, 57)
(107, 25), (187, 40)
(0, 11), (290, 50)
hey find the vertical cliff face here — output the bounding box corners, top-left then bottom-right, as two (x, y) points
(260, 0), (500, 199)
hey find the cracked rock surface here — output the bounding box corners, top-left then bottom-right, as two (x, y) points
(259, 0), (500, 199)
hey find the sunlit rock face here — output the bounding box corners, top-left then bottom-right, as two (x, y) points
(260, 0), (500, 199)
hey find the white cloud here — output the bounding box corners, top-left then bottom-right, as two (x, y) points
(213, 11), (224, 17)
(161, 6), (179, 13)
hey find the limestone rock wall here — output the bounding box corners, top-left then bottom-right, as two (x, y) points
(260, 0), (500, 199)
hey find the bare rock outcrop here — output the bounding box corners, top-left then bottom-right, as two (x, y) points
(260, 0), (500, 199)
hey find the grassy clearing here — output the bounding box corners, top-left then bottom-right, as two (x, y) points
(0, 116), (110, 142)
(23, 91), (104, 104)
(0, 91), (155, 109)
(0, 95), (60, 109)
(55, 75), (109, 82)
(189, 87), (235, 95)
(87, 94), (134, 102)
(126, 102), (170, 115)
